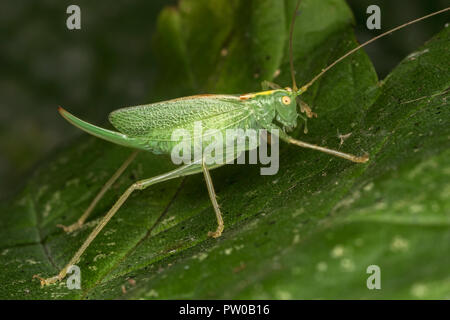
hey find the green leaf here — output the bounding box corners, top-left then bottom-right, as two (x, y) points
(1, 0), (449, 299)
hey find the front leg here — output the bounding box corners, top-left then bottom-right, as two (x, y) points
(296, 99), (317, 134)
(298, 99), (317, 119)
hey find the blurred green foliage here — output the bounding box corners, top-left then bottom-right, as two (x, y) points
(0, 0), (175, 199)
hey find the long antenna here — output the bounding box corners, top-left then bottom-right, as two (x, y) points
(289, 0), (302, 92)
(298, 6), (450, 93)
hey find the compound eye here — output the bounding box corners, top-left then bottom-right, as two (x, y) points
(282, 96), (291, 105)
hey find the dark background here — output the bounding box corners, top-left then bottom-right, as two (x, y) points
(0, 0), (448, 200)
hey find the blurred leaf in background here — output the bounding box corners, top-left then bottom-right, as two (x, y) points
(0, 0), (448, 199)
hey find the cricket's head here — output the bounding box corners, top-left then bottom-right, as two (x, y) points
(270, 88), (299, 131)
(240, 88), (299, 131)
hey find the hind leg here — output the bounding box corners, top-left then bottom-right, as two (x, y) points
(57, 150), (139, 233)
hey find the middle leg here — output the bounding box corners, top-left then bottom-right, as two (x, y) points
(34, 161), (211, 286)
(201, 159), (224, 238)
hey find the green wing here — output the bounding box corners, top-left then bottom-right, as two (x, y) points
(108, 94), (253, 137)
(60, 95), (263, 156)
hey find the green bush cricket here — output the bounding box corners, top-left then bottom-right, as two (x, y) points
(33, 1), (450, 286)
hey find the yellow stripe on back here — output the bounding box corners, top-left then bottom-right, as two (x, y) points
(239, 90), (280, 100)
